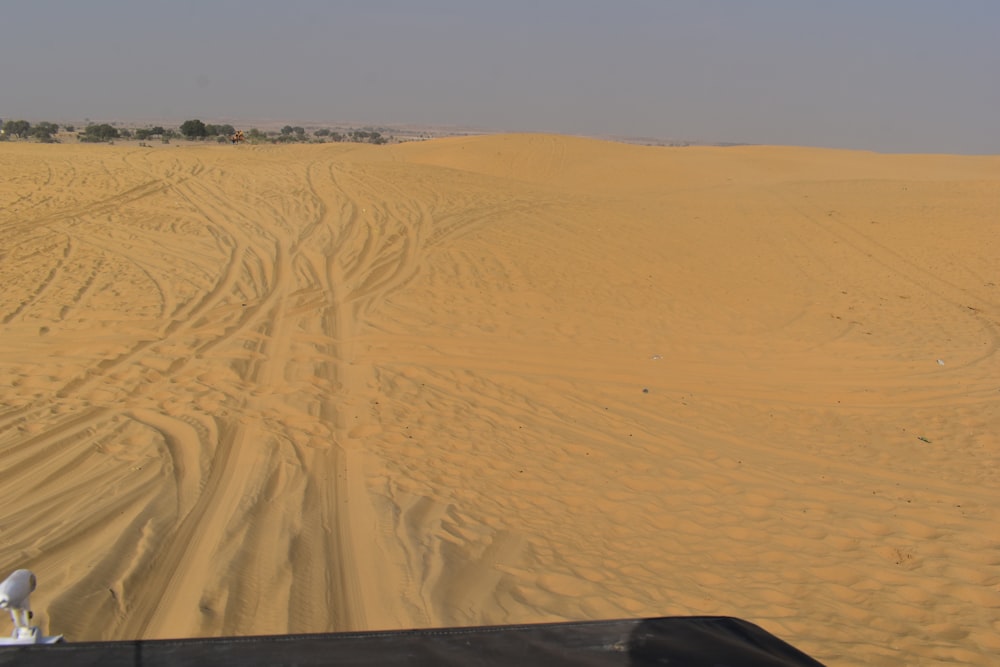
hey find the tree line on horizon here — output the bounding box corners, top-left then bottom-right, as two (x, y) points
(1, 117), (391, 145)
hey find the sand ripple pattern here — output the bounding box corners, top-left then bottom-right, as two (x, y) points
(1, 139), (998, 665)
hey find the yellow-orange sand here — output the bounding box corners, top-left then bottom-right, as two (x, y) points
(1, 135), (998, 665)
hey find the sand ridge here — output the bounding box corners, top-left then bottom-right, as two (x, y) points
(1, 136), (998, 665)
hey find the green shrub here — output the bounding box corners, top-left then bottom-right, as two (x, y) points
(180, 119), (207, 139)
(79, 123), (119, 142)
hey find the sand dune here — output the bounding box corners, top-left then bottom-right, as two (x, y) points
(1, 135), (998, 664)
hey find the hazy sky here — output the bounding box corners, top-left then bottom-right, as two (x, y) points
(2, 1), (998, 153)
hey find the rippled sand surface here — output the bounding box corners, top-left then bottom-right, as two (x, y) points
(2, 136), (998, 665)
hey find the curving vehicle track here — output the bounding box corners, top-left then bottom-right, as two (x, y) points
(1, 139), (999, 666)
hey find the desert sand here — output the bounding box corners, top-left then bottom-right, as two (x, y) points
(1, 135), (998, 664)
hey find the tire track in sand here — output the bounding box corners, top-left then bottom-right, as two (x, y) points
(108, 152), (436, 636)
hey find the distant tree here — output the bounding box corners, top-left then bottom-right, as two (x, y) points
(63, 124), (75, 132)
(344, 129), (386, 145)
(79, 123), (119, 142)
(280, 125), (294, 136)
(2, 119), (31, 139)
(31, 121), (59, 143)
(314, 128), (331, 137)
(98, 124), (120, 139)
(293, 126), (306, 137)
(118, 128), (133, 139)
(204, 123), (235, 137)
(136, 126), (169, 140)
(180, 119), (207, 139)
(77, 123), (119, 143)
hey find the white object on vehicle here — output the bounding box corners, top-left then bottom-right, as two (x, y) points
(0, 569), (63, 644)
